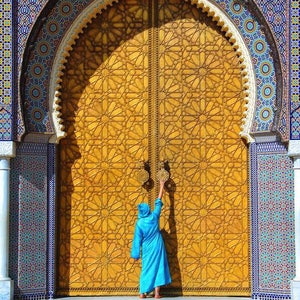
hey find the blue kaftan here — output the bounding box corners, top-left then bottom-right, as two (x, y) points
(131, 198), (171, 294)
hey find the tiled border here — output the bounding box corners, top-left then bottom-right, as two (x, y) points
(250, 142), (295, 299)
(290, 0), (300, 139)
(9, 143), (50, 299)
(0, 1), (13, 140)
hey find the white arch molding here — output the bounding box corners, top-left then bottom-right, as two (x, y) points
(48, 0), (256, 144)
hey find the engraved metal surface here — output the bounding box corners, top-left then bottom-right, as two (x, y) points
(58, 0), (250, 296)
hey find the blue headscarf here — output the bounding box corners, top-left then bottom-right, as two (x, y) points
(138, 203), (151, 218)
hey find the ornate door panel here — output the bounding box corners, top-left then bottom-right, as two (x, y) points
(157, 3), (249, 295)
(58, 0), (250, 296)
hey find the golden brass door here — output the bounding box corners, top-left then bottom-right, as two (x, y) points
(57, 0), (250, 296)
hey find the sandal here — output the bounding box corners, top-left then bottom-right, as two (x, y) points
(155, 295), (162, 299)
(140, 294), (146, 299)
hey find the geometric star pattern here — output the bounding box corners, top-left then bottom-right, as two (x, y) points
(57, 0), (249, 296)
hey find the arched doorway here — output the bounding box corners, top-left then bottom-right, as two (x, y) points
(57, 0), (250, 296)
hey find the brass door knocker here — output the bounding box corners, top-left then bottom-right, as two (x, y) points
(136, 161), (150, 185)
(156, 161), (170, 182)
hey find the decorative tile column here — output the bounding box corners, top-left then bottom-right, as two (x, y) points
(289, 140), (300, 300)
(0, 141), (15, 300)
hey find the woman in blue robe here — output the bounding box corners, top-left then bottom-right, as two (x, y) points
(131, 180), (172, 298)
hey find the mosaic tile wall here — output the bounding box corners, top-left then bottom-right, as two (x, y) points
(0, 1), (13, 141)
(253, 0), (289, 139)
(250, 142), (295, 299)
(255, 0), (288, 68)
(290, 1), (300, 139)
(214, 0), (281, 135)
(18, 1), (48, 64)
(9, 143), (56, 299)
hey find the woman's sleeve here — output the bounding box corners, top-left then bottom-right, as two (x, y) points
(130, 223), (143, 259)
(153, 198), (163, 218)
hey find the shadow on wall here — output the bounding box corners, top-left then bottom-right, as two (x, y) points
(161, 163), (183, 296)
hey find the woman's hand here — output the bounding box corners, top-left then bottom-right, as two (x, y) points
(158, 180), (165, 199)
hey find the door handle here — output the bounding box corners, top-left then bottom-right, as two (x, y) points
(157, 160), (170, 182)
(136, 160), (150, 185)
